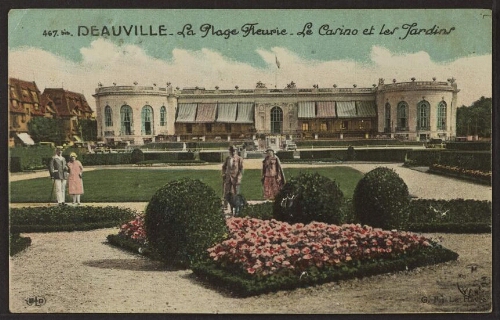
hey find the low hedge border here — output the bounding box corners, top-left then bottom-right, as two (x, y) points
(10, 233), (32, 256)
(191, 245), (459, 297)
(10, 206), (136, 233)
(405, 223), (491, 233)
(106, 234), (162, 260)
(428, 167), (491, 186)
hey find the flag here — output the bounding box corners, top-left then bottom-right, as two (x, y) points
(275, 56), (280, 69)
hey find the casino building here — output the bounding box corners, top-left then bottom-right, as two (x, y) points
(93, 78), (459, 146)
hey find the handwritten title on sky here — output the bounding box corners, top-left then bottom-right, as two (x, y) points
(71, 22), (456, 40)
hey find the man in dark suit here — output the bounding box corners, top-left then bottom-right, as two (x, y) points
(49, 146), (68, 204)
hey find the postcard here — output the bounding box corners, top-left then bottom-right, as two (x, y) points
(8, 8), (493, 314)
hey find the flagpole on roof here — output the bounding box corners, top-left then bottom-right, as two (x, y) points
(275, 55), (280, 88)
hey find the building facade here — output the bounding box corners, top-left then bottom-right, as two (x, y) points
(93, 78), (459, 146)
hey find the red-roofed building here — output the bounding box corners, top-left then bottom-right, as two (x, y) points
(8, 78), (57, 146)
(42, 88), (94, 143)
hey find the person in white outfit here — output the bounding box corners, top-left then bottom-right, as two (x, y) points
(49, 146), (68, 205)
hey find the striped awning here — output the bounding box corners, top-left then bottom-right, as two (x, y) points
(176, 103), (197, 123)
(298, 101), (316, 118)
(336, 101), (357, 118)
(235, 103), (254, 123)
(316, 101), (336, 118)
(195, 103), (217, 123)
(356, 101), (377, 117)
(217, 103), (237, 123)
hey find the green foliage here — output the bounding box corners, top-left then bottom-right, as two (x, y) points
(9, 145), (54, 171)
(273, 172), (345, 225)
(10, 206), (136, 233)
(456, 96), (492, 138)
(296, 139), (422, 148)
(406, 150), (490, 172)
(299, 149), (410, 162)
(192, 245), (458, 297)
(240, 202), (274, 220)
(406, 199), (491, 233)
(353, 167), (410, 230)
(144, 179), (228, 268)
(10, 233), (32, 256)
(130, 148), (145, 164)
(275, 151), (294, 160)
(27, 117), (66, 145)
(106, 234), (163, 261)
(77, 119), (98, 142)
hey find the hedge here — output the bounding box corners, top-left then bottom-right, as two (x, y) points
(9, 146), (55, 172)
(80, 153), (132, 166)
(405, 150), (491, 171)
(10, 205), (136, 233)
(275, 151), (294, 160)
(299, 149), (410, 162)
(191, 245), (458, 297)
(445, 142), (491, 151)
(295, 139), (423, 148)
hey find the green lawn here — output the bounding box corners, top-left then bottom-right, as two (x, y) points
(10, 167), (364, 203)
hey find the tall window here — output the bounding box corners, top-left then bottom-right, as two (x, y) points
(160, 106), (166, 126)
(141, 105), (153, 135)
(385, 103), (391, 131)
(206, 123), (212, 133)
(437, 101), (447, 130)
(186, 124), (193, 133)
(120, 105), (133, 135)
(270, 107), (283, 134)
(397, 101), (408, 129)
(105, 105), (113, 126)
(302, 122), (309, 131)
(417, 101), (430, 130)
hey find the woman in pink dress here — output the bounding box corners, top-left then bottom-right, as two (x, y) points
(67, 152), (84, 204)
(261, 148), (286, 200)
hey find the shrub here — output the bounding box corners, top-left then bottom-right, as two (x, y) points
(10, 233), (32, 256)
(144, 178), (228, 268)
(130, 148), (145, 164)
(240, 202), (274, 220)
(353, 167), (410, 230)
(273, 172), (345, 225)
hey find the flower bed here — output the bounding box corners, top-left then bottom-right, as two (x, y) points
(429, 164), (491, 185)
(108, 216), (459, 297)
(193, 218), (458, 296)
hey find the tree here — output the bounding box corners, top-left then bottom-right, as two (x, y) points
(78, 119), (98, 142)
(28, 117), (66, 145)
(456, 96), (492, 138)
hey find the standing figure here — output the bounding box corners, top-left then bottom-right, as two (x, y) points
(222, 145), (244, 211)
(261, 148), (286, 200)
(67, 152), (84, 205)
(49, 146), (68, 205)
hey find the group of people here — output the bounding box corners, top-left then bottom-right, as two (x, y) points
(48, 146), (84, 205)
(48, 144), (284, 208)
(222, 145), (285, 212)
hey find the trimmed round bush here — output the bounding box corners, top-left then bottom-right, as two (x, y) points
(144, 178), (227, 268)
(273, 172), (345, 225)
(353, 167), (410, 230)
(130, 148), (144, 164)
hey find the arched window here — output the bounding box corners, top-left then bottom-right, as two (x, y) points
(160, 106), (166, 126)
(397, 101), (408, 130)
(141, 105), (153, 135)
(385, 103), (391, 132)
(270, 106), (283, 134)
(437, 101), (447, 130)
(120, 105), (133, 135)
(417, 100), (430, 130)
(105, 105), (113, 126)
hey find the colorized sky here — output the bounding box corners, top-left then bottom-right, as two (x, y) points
(8, 9), (492, 109)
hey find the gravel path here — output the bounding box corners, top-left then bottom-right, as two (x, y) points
(9, 162), (492, 313)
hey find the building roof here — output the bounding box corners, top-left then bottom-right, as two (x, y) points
(42, 88), (93, 118)
(8, 78), (43, 115)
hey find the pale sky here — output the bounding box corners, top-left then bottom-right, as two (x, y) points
(8, 9), (492, 110)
